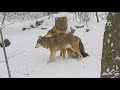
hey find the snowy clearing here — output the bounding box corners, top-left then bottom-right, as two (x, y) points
(0, 13), (106, 78)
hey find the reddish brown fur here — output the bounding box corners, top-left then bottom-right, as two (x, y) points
(45, 26), (81, 58)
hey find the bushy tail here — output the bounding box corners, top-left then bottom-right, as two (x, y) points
(79, 39), (89, 57)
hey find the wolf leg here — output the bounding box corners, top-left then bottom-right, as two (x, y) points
(60, 49), (66, 58)
(70, 46), (83, 59)
(60, 50), (63, 57)
(47, 49), (56, 64)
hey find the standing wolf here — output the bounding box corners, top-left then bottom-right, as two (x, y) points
(35, 34), (83, 64)
(44, 27), (89, 58)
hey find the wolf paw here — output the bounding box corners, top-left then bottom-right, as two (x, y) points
(47, 60), (52, 64)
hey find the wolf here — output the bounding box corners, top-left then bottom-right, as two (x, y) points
(35, 34), (83, 64)
(44, 27), (89, 58)
(44, 26), (66, 37)
(45, 26), (75, 37)
(44, 27), (78, 58)
(60, 48), (78, 58)
(59, 37), (89, 58)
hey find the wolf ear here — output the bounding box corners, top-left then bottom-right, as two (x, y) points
(38, 36), (42, 39)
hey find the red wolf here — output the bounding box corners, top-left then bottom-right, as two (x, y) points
(44, 27), (89, 58)
(35, 34), (83, 64)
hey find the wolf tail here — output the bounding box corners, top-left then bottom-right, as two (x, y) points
(79, 39), (89, 57)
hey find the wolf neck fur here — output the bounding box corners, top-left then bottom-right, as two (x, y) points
(41, 37), (51, 49)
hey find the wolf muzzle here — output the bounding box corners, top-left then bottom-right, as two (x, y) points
(44, 34), (52, 37)
(35, 44), (41, 48)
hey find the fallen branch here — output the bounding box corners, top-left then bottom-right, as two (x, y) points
(10, 49), (19, 56)
(75, 26), (84, 28)
(8, 50), (26, 59)
(0, 50), (26, 64)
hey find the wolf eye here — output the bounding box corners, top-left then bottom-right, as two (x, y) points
(43, 39), (46, 42)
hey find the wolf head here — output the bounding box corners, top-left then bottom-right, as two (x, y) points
(35, 36), (42, 48)
(44, 30), (53, 37)
(35, 36), (49, 49)
(45, 29), (66, 38)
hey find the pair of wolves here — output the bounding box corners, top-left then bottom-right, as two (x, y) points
(35, 26), (89, 64)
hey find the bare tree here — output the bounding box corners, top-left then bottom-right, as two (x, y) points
(78, 12), (91, 24)
(0, 12), (45, 24)
(0, 12), (11, 78)
(95, 12), (99, 23)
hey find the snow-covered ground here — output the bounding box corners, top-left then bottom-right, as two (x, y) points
(0, 13), (106, 78)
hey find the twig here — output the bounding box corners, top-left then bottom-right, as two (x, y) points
(0, 50), (26, 64)
(8, 50), (26, 59)
(10, 49), (19, 56)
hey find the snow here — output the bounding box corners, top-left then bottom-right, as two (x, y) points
(37, 17), (55, 30)
(111, 43), (114, 47)
(111, 50), (114, 52)
(0, 13), (106, 78)
(107, 39), (110, 43)
(106, 20), (112, 26)
(109, 34), (111, 37)
(115, 56), (120, 61)
(51, 13), (67, 18)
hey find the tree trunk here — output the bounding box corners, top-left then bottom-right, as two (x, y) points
(55, 17), (68, 32)
(101, 12), (120, 78)
(96, 12), (99, 23)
